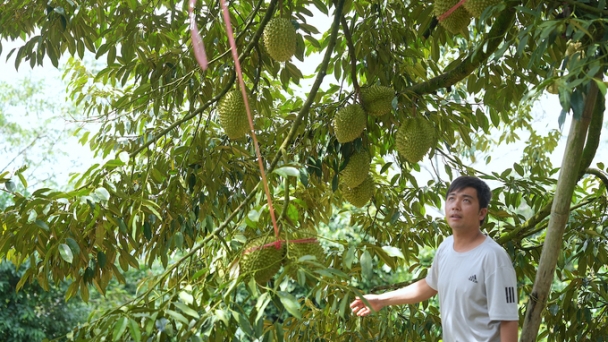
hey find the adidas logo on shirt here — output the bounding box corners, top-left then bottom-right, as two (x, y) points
(468, 275), (478, 283)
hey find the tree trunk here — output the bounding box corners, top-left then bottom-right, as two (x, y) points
(520, 82), (599, 341)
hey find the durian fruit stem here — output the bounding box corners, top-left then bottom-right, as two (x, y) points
(219, 0), (281, 247)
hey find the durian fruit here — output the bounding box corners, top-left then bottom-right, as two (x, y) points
(333, 104), (367, 143)
(433, 0), (471, 35)
(218, 90), (251, 139)
(285, 229), (325, 264)
(361, 85), (395, 117)
(463, 0), (501, 18)
(342, 175), (375, 208)
(263, 18), (297, 62)
(240, 236), (286, 284)
(396, 117), (435, 164)
(340, 149), (371, 188)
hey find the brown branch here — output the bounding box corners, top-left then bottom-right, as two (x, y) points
(341, 15), (360, 97)
(404, 4), (516, 96)
(586, 168), (608, 190)
(521, 75), (598, 341)
(499, 74), (606, 244)
(562, 0), (608, 15)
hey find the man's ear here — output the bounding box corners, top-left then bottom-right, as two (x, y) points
(479, 208), (488, 221)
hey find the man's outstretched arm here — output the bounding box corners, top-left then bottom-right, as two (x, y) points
(500, 320), (518, 342)
(349, 279), (438, 317)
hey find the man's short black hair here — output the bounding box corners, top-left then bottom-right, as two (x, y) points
(446, 176), (492, 225)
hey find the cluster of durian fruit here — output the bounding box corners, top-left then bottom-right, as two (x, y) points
(433, 0), (501, 34)
(217, 17), (297, 139)
(333, 86), (436, 208)
(239, 229), (325, 284)
(217, 16), (436, 211)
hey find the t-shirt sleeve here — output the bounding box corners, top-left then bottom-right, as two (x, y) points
(485, 263), (519, 321)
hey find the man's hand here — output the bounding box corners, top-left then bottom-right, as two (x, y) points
(349, 279), (437, 317)
(350, 294), (385, 316)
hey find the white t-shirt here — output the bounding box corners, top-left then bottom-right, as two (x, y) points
(426, 235), (519, 342)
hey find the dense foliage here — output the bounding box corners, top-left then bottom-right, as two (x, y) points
(0, 260), (88, 341)
(0, 0), (607, 341)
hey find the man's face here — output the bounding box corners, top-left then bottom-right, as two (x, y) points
(445, 187), (487, 230)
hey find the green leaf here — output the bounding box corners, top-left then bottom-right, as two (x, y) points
(66, 237), (81, 255)
(255, 292), (271, 323)
(17, 172), (27, 188)
(143, 221), (152, 240)
(59, 243), (74, 263)
(278, 291), (301, 319)
(379, 162), (393, 174)
(173, 302), (200, 319)
(165, 309), (189, 324)
(230, 309), (254, 336)
(93, 187), (110, 202)
(112, 316), (128, 341)
(343, 246), (355, 270)
(98, 251), (107, 268)
(273, 166), (300, 178)
(514, 163), (524, 176)
(382, 246), (404, 259)
(247, 209), (261, 222)
(35, 219), (49, 231)
(360, 250), (372, 279)
(570, 87), (584, 120)
(128, 318), (141, 342)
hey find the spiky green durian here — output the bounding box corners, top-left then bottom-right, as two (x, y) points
(396, 117), (435, 164)
(434, 0), (471, 35)
(463, 0), (501, 18)
(342, 175), (375, 208)
(240, 236), (285, 284)
(333, 104), (367, 143)
(361, 85), (395, 117)
(286, 229), (325, 264)
(218, 90), (251, 139)
(263, 18), (297, 62)
(340, 149), (371, 188)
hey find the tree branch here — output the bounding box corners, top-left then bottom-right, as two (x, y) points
(562, 0), (608, 15)
(520, 77), (598, 341)
(404, 4), (516, 96)
(586, 168), (608, 190)
(341, 15), (360, 97)
(498, 74), (606, 244)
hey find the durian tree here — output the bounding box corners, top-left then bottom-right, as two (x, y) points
(0, 0), (607, 341)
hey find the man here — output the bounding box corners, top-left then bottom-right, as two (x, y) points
(350, 176), (519, 341)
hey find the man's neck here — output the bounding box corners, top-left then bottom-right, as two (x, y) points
(452, 228), (485, 253)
